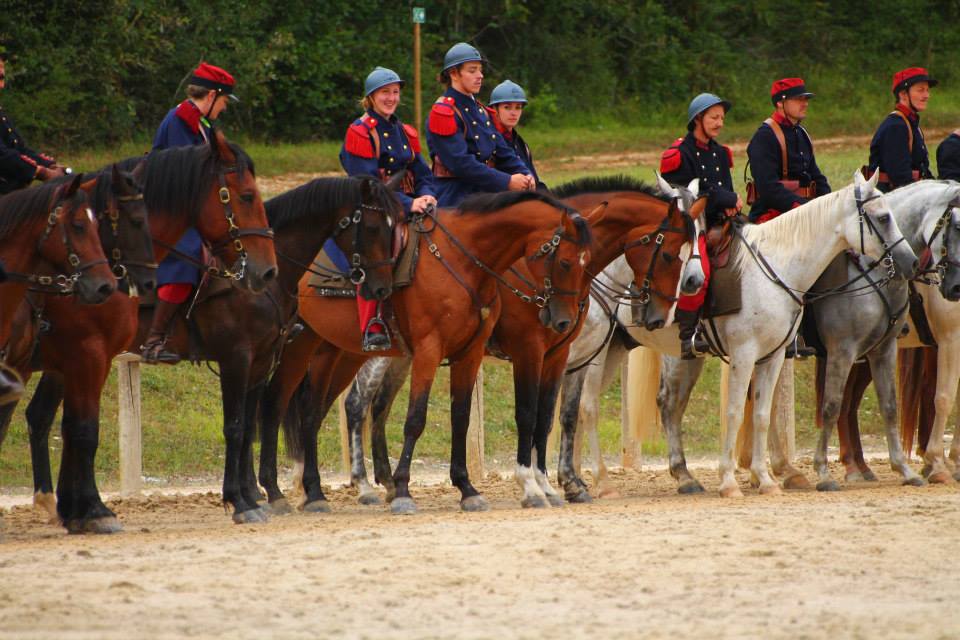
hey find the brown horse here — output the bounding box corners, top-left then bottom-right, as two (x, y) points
(259, 190), (592, 514)
(0, 175), (115, 345)
(339, 176), (705, 508)
(0, 133), (277, 533)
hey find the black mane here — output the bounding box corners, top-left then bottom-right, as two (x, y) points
(551, 174), (669, 202)
(264, 176), (398, 231)
(458, 189), (579, 217)
(114, 138), (255, 223)
(0, 180), (73, 241)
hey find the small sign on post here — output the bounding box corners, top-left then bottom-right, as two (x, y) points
(412, 7), (425, 23)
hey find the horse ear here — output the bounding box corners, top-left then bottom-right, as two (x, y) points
(685, 178), (699, 198)
(688, 193), (707, 221)
(655, 171), (677, 198)
(63, 172), (85, 198)
(211, 127), (236, 164)
(111, 164), (123, 193)
(583, 201), (609, 226)
(384, 170), (406, 192)
(866, 166), (880, 190)
(854, 167), (866, 186)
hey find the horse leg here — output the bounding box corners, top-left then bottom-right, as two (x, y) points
(56, 362), (121, 534)
(345, 357), (387, 505)
(922, 343), (960, 484)
(531, 356), (566, 507)
(25, 372), (62, 522)
(219, 351), (267, 524)
(814, 350), (858, 491)
(239, 384), (271, 510)
(512, 349), (548, 508)
(749, 357), (785, 495)
(866, 342), (924, 486)
(591, 339), (626, 498)
(659, 355), (706, 494)
(449, 352), (488, 512)
(767, 359), (809, 489)
(719, 356), (756, 498)
(368, 357), (410, 502)
(558, 366), (592, 503)
(391, 348), (442, 515)
(837, 362), (872, 481)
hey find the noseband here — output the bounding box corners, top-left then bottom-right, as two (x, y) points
(855, 185), (904, 279)
(331, 198), (397, 286)
(102, 191), (158, 281)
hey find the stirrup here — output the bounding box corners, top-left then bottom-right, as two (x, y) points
(285, 322), (304, 344)
(140, 337), (181, 364)
(785, 336), (815, 360)
(681, 328), (708, 360)
(361, 318), (392, 352)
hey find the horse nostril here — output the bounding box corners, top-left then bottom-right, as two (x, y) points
(142, 280), (156, 293)
(952, 284), (960, 297)
(97, 283), (115, 299)
(262, 267), (278, 282)
(647, 319), (664, 331)
(554, 319), (571, 333)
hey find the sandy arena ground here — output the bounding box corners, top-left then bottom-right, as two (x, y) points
(1, 458), (959, 640)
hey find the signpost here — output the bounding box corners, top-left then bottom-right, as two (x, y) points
(413, 7), (424, 131)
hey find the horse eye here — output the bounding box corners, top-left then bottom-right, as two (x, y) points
(662, 252), (675, 264)
(130, 218), (145, 228)
(240, 192), (254, 204)
(559, 259), (572, 271)
(878, 214), (890, 225)
(72, 220), (85, 232)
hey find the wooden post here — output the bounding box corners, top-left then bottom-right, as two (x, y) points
(620, 359), (641, 470)
(116, 352), (142, 496)
(467, 367), (485, 479)
(633, 347), (662, 445)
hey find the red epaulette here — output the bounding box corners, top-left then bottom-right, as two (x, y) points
(429, 97), (458, 136)
(174, 100), (203, 134)
(402, 123), (421, 153)
(19, 154), (37, 168)
(723, 145), (734, 168)
(660, 139), (684, 174)
(345, 117), (377, 159)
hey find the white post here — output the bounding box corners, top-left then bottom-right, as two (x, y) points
(116, 352), (142, 496)
(467, 366), (485, 479)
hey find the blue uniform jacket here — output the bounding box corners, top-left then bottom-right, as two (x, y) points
(937, 132), (960, 181)
(425, 87), (530, 207)
(868, 104), (932, 191)
(660, 133), (738, 228)
(0, 105), (56, 195)
(153, 100), (211, 286)
(746, 113), (831, 221)
(499, 125), (546, 190)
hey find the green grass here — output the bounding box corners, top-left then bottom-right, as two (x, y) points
(0, 133), (929, 492)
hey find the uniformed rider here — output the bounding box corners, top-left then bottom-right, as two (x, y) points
(0, 54), (67, 195)
(333, 66), (438, 351)
(141, 62), (238, 364)
(936, 129), (960, 181)
(746, 77), (830, 223)
(487, 79), (546, 190)
(660, 93), (741, 359)
(426, 42), (534, 207)
(868, 67), (936, 192)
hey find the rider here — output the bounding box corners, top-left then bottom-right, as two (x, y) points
(487, 79), (546, 190)
(426, 42), (534, 207)
(334, 66), (438, 351)
(141, 62), (238, 364)
(868, 67), (936, 192)
(0, 54), (67, 194)
(936, 129), (960, 180)
(660, 93), (741, 359)
(746, 78), (831, 223)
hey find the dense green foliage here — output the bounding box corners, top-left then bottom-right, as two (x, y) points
(2, 1), (959, 148)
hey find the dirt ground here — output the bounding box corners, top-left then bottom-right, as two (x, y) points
(2, 459), (959, 640)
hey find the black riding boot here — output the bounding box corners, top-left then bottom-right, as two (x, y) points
(676, 308), (708, 360)
(141, 299), (183, 364)
(785, 334), (816, 359)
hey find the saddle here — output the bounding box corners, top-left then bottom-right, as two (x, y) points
(703, 219), (742, 319)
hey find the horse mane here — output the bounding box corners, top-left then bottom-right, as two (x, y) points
(550, 174), (670, 202)
(114, 140), (255, 222)
(458, 189), (592, 248)
(265, 176), (397, 231)
(731, 186), (849, 276)
(0, 180), (72, 241)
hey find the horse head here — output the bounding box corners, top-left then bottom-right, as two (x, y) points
(527, 205), (592, 334)
(935, 201), (960, 301)
(93, 164), (157, 295)
(849, 169), (918, 280)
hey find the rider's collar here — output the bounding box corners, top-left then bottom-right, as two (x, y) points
(895, 102), (919, 123)
(446, 86), (478, 107)
(366, 109), (397, 127)
(771, 111), (797, 128)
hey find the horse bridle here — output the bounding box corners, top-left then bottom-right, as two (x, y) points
(330, 197), (397, 286)
(919, 203), (960, 285)
(102, 191), (158, 281)
(5, 192), (109, 294)
(855, 184), (904, 280)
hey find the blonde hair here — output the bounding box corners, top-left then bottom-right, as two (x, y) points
(361, 95), (374, 111)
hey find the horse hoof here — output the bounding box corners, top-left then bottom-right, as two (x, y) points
(920, 464), (933, 478)
(460, 495), (489, 512)
(783, 475), (812, 491)
(232, 509), (268, 525)
(953, 470), (960, 483)
(759, 483), (782, 496)
(596, 486), (622, 500)
(902, 476), (927, 487)
(66, 516), (123, 535)
(303, 500), (331, 514)
(521, 494), (549, 509)
(928, 470), (952, 484)
(861, 470), (878, 482)
(677, 480), (705, 495)
(816, 480), (841, 492)
(390, 497), (417, 515)
(565, 489), (593, 504)
(357, 492), (383, 506)
(845, 471), (865, 483)
(545, 494), (565, 508)
(719, 486), (744, 499)
(268, 498), (293, 515)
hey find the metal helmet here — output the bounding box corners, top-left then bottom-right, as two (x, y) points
(687, 92), (731, 128)
(489, 79), (528, 106)
(364, 66), (403, 97)
(442, 42), (484, 72)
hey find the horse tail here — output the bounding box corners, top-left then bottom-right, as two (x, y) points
(917, 347), (938, 455)
(898, 347), (925, 457)
(282, 377), (311, 462)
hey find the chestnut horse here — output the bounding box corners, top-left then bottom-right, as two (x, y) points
(0, 133), (278, 533)
(258, 190), (592, 515)
(339, 176), (706, 508)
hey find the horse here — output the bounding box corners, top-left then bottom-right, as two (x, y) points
(563, 171), (918, 497)
(337, 175), (707, 508)
(0, 132), (279, 533)
(258, 190), (593, 515)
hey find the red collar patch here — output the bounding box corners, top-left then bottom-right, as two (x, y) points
(174, 100), (203, 134)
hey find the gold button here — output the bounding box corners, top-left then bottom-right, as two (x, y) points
(474, 135), (479, 140)
(387, 145), (392, 150)
(389, 157), (394, 163)
(383, 132), (389, 138)
(403, 144), (408, 149)
(472, 121), (477, 125)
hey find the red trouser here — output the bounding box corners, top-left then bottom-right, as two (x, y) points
(356, 288), (383, 334)
(157, 282), (192, 303)
(676, 234), (710, 312)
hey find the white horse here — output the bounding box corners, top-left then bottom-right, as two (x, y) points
(559, 170), (917, 497)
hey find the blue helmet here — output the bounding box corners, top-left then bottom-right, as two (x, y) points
(489, 80), (528, 106)
(442, 42), (484, 72)
(687, 92), (731, 129)
(364, 66), (403, 96)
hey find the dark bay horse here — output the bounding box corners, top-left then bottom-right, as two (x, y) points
(0, 133), (278, 533)
(258, 190), (592, 515)
(340, 176), (706, 508)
